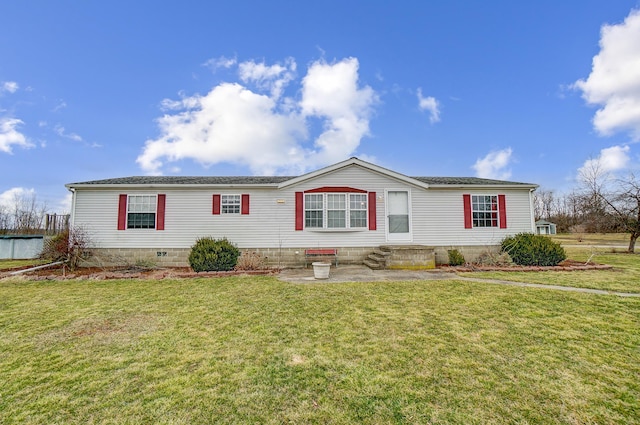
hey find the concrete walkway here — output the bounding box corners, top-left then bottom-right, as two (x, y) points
(278, 265), (640, 297)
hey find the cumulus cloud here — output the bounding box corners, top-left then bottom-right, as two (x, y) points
(238, 57), (296, 98)
(417, 88), (440, 123)
(573, 9), (640, 139)
(0, 187), (35, 208)
(137, 57), (378, 175)
(0, 117), (32, 153)
(472, 147), (513, 180)
(1, 81), (19, 94)
(578, 145), (630, 178)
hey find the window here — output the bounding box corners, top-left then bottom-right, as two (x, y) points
(221, 195), (241, 214)
(127, 195), (156, 229)
(472, 195), (498, 227)
(304, 193), (367, 229)
(350, 194), (368, 228)
(304, 194), (323, 228)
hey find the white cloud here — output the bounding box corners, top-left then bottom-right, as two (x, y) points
(1, 81), (19, 94)
(52, 100), (67, 112)
(573, 9), (640, 139)
(472, 147), (513, 180)
(203, 55), (237, 71)
(54, 124), (82, 142)
(578, 145), (630, 178)
(137, 57), (378, 175)
(57, 192), (72, 214)
(0, 117), (32, 153)
(0, 187), (36, 208)
(417, 88), (441, 123)
(238, 57), (296, 98)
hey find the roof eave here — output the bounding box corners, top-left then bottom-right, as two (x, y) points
(65, 183), (283, 190)
(427, 184), (539, 189)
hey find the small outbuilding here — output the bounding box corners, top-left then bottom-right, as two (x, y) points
(535, 219), (557, 235)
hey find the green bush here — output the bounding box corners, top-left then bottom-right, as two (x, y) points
(447, 249), (466, 266)
(501, 233), (566, 266)
(188, 237), (240, 272)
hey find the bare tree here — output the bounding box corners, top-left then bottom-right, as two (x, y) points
(603, 174), (640, 253)
(578, 159), (640, 252)
(533, 189), (555, 220)
(0, 191), (49, 234)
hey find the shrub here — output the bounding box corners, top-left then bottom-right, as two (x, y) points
(447, 249), (466, 266)
(501, 232), (566, 266)
(235, 251), (267, 271)
(188, 237), (240, 272)
(39, 227), (92, 270)
(475, 250), (513, 266)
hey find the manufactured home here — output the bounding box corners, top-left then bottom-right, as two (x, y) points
(66, 158), (538, 268)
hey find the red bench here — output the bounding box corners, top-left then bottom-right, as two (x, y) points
(305, 249), (338, 268)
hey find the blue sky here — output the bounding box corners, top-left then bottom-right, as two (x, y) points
(2, 1), (640, 212)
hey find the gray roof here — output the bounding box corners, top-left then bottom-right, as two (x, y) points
(412, 177), (534, 186)
(68, 175), (534, 187)
(68, 176), (295, 185)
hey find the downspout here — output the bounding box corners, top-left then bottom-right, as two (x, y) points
(529, 188), (536, 233)
(67, 187), (76, 228)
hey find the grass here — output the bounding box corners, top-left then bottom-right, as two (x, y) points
(462, 245), (640, 294)
(1, 275), (639, 424)
(0, 259), (44, 270)
(550, 232), (629, 246)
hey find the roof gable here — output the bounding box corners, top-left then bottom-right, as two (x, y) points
(277, 157), (430, 189)
(66, 157), (537, 189)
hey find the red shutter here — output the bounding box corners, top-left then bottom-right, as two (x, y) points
(156, 194), (166, 230)
(498, 194), (507, 229)
(241, 194), (250, 215)
(368, 192), (377, 230)
(295, 192), (303, 231)
(212, 194), (221, 215)
(118, 194), (127, 230)
(463, 194), (472, 229)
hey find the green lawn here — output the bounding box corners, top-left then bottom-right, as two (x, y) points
(550, 232), (629, 246)
(0, 259), (44, 270)
(1, 276), (638, 424)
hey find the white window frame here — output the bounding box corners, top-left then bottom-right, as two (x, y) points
(472, 195), (499, 228)
(304, 193), (368, 229)
(221, 194), (241, 214)
(127, 195), (157, 229)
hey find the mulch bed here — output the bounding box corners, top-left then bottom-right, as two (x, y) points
(2, 260), (613, 281)
(1, 265), (279, 281)
(439, 259), (613, 272)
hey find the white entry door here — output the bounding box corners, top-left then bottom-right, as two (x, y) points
(386, 190), (412, 242)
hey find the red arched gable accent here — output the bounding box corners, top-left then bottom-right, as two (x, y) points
(305, 186), (367, 193)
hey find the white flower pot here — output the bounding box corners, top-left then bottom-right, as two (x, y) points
(312, 262), (331, 279)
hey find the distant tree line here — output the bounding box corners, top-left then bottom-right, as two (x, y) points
(534, 159), (640, 253)
(0, 192), (50, 234)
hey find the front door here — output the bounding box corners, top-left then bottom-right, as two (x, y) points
(386, 190), (412, 242)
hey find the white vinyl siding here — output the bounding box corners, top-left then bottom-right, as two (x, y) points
(70, 165), (535, 250)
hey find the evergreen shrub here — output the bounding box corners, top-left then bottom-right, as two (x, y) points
(188, 237), (240, 272)
(501, 233), (566, 266)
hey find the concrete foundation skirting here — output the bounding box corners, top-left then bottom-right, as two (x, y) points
(86, 245), (501, 268)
